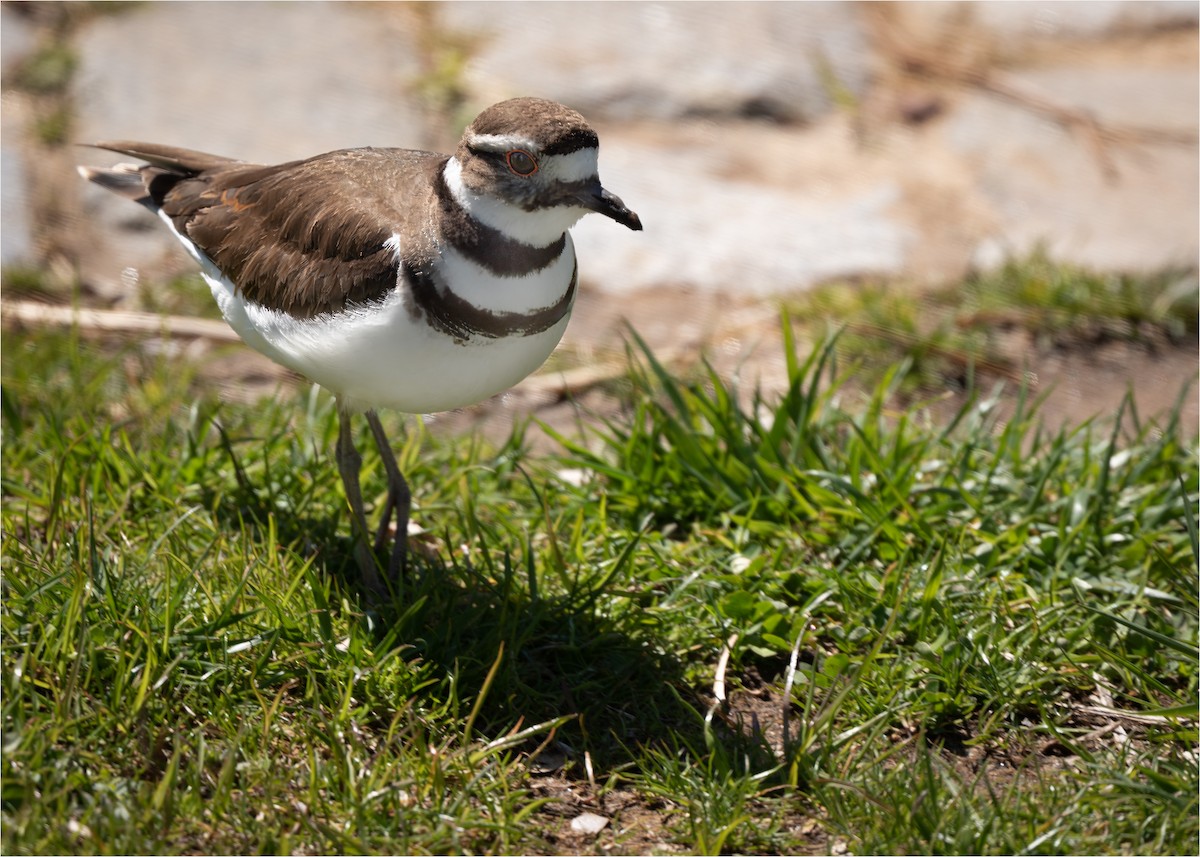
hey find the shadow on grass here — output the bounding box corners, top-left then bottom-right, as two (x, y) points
(206, 464), (707, 773)
(389, 559), (704, 770)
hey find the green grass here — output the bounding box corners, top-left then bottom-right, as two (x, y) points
(2, 304), (1196, 854)
(793, 252), (1199, 391)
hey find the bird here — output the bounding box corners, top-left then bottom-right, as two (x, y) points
(78, 96), (643, 598)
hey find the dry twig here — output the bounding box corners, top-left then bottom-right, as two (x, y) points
(2, 300), (240, 341)
(868, 9), (1198, 180)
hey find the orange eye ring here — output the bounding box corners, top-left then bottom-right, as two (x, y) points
(506, 150), (538, 176)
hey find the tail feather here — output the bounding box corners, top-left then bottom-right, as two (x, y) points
(76, 163), (157, 208)
(91, 140), (242, 174)
(78, 141), (251, 210)
(77, 163), (143, 194)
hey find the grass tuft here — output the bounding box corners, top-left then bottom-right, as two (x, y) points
(3, 290), (1196, 854)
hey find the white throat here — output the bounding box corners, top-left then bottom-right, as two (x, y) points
(443, 157), (587, 248)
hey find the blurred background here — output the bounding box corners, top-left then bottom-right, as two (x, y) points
(3, 0), (1197, 433)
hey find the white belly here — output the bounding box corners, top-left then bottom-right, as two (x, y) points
(202, 269), (571, 413)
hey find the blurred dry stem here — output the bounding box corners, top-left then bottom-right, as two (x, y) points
(865, 4), (1198, 179)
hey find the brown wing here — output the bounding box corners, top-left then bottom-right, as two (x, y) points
(86, 143), (444, 319)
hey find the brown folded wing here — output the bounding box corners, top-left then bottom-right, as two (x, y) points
(89, 142), (444, 319)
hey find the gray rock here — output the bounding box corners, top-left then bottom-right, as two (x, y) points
(72, 1), (428, 289)
(74, 2), (425, 161)
(977, 0), (1198, 37)
(942, 67), (1199, 272)
(1, 6), (38, 268)
(438, 1), (871, 123)
(1, 99), (35, 268)
(896, 1), (1199, 40)
(574, 123), (913, 295)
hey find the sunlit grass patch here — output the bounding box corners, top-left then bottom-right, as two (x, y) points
(791, 251), (1199, 391)
(2, 288), (1196, 855)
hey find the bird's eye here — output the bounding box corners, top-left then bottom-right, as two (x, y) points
(506, 150), (538, 176)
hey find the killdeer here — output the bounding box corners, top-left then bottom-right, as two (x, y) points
(78, 97), (642, 597)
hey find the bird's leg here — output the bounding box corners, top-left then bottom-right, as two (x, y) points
(365, 410), (410, 583)
(335, 408), (385, 598)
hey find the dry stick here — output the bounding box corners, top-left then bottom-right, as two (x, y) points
(712, 632), (739, 705)
(3, 299), (692, 401)
(2, 300), (241, 341)
(1082, 704), (1199, 726)
(517, 344), (689, 401)
(870, 15), (1198, 181)
(780, 622), (808, 752)
(843, 319), (1024, 382)
(970, 71), (1184, 179)
(936, 58), (1193, 179)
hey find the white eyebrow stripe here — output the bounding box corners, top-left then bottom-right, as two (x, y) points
(465, 131), (539, 152)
